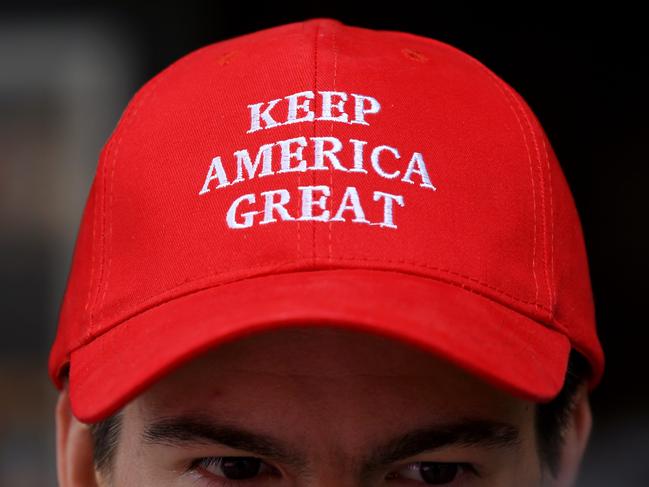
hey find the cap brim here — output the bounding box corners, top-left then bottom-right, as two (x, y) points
(69, 268), (571, 423)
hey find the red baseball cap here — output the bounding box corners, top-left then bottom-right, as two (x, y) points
(48, 17), (604, 423)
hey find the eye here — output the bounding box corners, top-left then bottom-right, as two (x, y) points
(192, 456), (278, 482)
(388, 462), (475, 485)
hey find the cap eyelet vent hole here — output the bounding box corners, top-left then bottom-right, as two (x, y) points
(217, 50), (239, 66)
(401, 47), (428, 63)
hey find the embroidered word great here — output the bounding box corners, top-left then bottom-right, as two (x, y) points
(197, 90), (438, 230)
(225, 185), (404, 229)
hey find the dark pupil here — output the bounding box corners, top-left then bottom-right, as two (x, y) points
(420, 462), (459, 484)
(220, 457), (261, 480)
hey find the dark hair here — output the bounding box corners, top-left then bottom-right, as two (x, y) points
(536, 349), (591, 477)
(74, 349), (590, 479)
(88, 409), (123, 479)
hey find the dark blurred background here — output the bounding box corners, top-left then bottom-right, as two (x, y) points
(0, 2), (647, 485)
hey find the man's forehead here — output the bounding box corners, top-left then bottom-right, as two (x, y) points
(129, 326), (531, 424)
(142, 325), (482, 381)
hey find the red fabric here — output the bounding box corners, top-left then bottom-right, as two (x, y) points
(70, 269), (570, 423)
(49, 17), (604, 423)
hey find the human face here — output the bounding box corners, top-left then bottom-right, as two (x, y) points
(91, 325), (551, 487)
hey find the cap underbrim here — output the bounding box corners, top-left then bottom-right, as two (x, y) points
(69, 268), (571, 423)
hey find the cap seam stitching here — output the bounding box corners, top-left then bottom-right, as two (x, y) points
(541, 135), (556, 312)
(80, 254), (554, 341)
(328, 23), (338, 263)
(87, 110), (119, 329)
(90, 71), (170, 337)
(296, 22), (312, 261)
(87, 137), (111, 328)
(455, 56), (544, 310)
(66, 262), (563, 361)
(87, 75), (166, 328)
(503, 86), (552, 312)
(385, 30), (554, 311)
(312, 21), (320, 265)
(83, 177), (100, 316)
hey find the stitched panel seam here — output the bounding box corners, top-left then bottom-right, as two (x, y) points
(541, 135), (556, 311)
(503, 86), (552, 311)
(89, 254), (554, 333)
(328, 22), (338, 263)
(297, 23), (306, 260)
(312, 21), (320, 265)
(450, 53), (545, 311)
(388, 31), (551, 311)
(67, 261), (565, 359)
(83, 174), (101, 315)
(481, 59), (553, 312)
(87, 68), (176, 339)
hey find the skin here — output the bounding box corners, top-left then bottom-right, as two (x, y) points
(56, 326), (592, 486)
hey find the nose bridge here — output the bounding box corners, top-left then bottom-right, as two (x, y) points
(294, 448), (372, 487)
(299, 475), (369, 487)
(282, 376), (377, 486)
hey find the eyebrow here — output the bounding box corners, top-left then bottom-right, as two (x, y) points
(362, 419), (520, 467)
(142, 414), (520, 475)
(142, 413), (309, 471)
